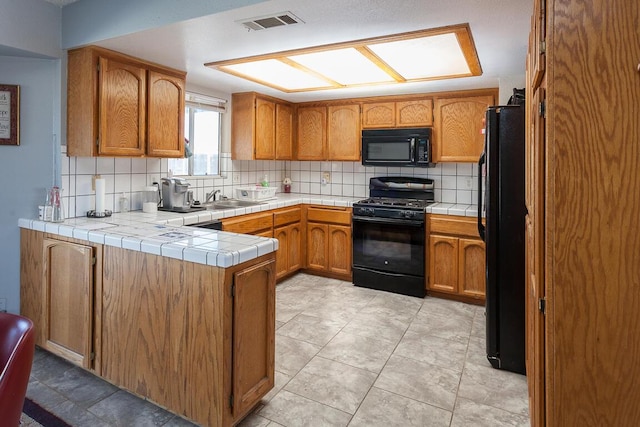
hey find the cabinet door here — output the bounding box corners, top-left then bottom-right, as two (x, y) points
(98, 56), (146, 156)
(328, 225), (351, 276)
(327, 105), (361, 161)
(287, 222), (302, 274)
(42, 239), (94, 368)
(275, 103), (293, 160)
(458, 238), (486, 299)
(433, 95), (493, 162)
(274, 226), (289, 280)
(231, 258), (275, 418)
(396, 99), (433, 127)
(297, 106), (326, 160)
(362, 102), (395, 128)
(147, 71), (185, 158)
(306, 223), (328, 271)
(255, 98), (276, 159)
(428, 235), (459, 294)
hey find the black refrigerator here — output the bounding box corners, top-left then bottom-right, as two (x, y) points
(477, 105), (526, 375)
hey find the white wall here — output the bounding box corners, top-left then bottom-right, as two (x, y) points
(0, 56), (59, 314)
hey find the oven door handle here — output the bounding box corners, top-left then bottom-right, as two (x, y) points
(353, 216), (424, 228)
(354, 266), (421, 278)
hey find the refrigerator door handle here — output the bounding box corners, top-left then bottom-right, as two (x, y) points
(477, 151), (486, 241)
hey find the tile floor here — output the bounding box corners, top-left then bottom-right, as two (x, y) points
(27, 273), (529, 426)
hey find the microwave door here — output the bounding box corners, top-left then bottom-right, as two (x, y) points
(364, 137), (412, 164)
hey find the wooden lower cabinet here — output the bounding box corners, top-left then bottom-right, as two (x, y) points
(304, 205), (352, 280)
(221, 211), (274, 236)
(427, 214), (485, 303)
(274, 223), (302, 280)
(20, 230), (101, 371)
(21, 229), (276, 427)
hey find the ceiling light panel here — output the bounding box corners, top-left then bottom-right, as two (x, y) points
(288, 48), (395, 85)
(205, 23), (482, 93)
(369, 33), (471, 79)
(221, 59), (333, 91)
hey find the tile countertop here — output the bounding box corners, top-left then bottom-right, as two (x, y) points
(17, 194), (359, 269)
(18, 193), (480, 268)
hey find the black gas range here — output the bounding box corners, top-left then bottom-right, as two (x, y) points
(352, 177), (434, 298)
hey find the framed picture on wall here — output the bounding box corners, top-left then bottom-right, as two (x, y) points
(0, 84), (20, 146)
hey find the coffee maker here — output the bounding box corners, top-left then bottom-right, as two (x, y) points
(160, 177), (198, 212)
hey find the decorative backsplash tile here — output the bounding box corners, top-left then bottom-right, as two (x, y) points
(61, 147), (481, 218)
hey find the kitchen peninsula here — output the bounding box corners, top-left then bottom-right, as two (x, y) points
(19, 204), (285, 426)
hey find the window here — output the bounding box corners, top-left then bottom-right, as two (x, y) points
(168, 92), (226, 176)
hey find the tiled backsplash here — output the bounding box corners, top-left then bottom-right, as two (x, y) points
(61, 150), (480, 218)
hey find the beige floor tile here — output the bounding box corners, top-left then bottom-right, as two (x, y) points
(318, 331), (398, 373)
(394, 330), (468, 373)
(276, 313), (346, 346)
(340, 311), (411, 344)
(420, 296), (477, 320)
(457, 362), (529, 416)
(258, 390), (351, 427)
(284, 356), (376, 414)
(349, 387), (452, 427)
(374, 354), (461, 411)
(450, 397), (530, 427)
(275, 335), (321, 377)
(408, 310), (474, 344)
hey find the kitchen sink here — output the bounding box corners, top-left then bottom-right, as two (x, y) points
(199, 199), (266, 210)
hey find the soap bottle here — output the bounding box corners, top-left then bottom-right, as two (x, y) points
(260, 174), (269, 187)
(119, 192), (129, 212)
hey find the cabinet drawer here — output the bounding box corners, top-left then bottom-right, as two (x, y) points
(222, 212), (274, 235)
(307, 206), (351, 225)
(429, 214), (480, 238)
(274, 207), (301, 227)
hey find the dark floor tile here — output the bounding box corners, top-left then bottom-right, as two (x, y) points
(87, 390), (175, 427)
(25, 379), (67, 411)
(42, 365), (119, 408)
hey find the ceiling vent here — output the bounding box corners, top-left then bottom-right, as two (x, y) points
(238, 12), (304, 31)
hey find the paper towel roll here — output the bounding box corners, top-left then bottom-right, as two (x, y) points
(95, 178), (105, 213)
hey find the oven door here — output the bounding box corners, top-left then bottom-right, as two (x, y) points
(352, 215), (425, 277)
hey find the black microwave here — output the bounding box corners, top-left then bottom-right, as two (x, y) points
(361, 128), (433, 167)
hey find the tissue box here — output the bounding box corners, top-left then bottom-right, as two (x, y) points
(235, 186), (277, 201)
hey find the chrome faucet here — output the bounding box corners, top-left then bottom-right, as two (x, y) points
(205, 189), (221, 203)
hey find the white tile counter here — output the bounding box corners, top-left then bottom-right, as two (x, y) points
(426, 202), (481, 217)
(18, 194), (360, 268)
(19, 194), (478, 268)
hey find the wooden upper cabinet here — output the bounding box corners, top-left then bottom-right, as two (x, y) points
(67, 46), (186, 158)
(255, 98), (276, 159)
(433, 94), (495, 162)
(275, 103), (293, 160)
(362, 99), (432, 128)
(147, 71), (185, 158)
(362, 102), (395, 128)
(327, 104), (360, 161)
(397, 100), (433, 127)
(297, 106), (326, 160)
(231, 92), (292, 160)
(98, 57), (146, 156)
(297, 104), (359, 161)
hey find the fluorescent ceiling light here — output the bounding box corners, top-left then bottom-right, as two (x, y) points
(205, 23), (481, 93)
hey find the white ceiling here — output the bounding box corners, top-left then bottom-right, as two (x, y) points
(44, 0), (532, 102)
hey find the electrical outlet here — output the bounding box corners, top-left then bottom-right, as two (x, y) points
(0, 298), (6, 312)
(322, 171), (331, 185)
(465, 177), (473, 190)
(233, 173), (241, 183)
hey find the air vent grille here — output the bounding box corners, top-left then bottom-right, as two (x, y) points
(238, 12), (304, 31)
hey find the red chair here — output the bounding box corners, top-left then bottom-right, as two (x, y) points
(0, 313), (35, 426)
